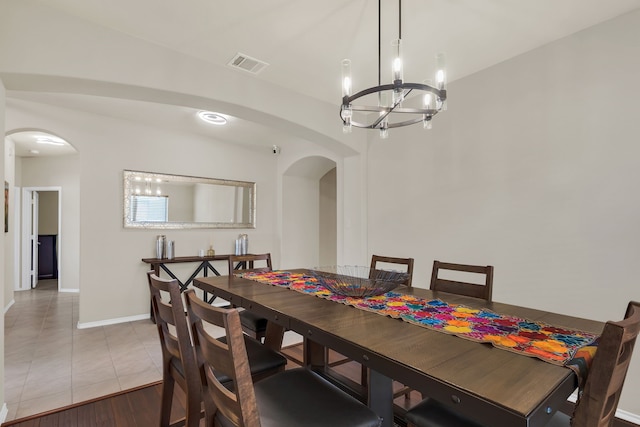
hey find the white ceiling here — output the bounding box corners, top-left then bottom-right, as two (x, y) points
(8, 0), (640, 156)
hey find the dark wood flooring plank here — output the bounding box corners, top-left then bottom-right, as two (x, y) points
(93, 395), (117, 427)
(126, 381), (161, 426)
(76, 401), (96, 427)
(30, 412), (55, 427)
(2, 364), (638, 427)
(109, 394), (137, 427)
(13, 419), (40, 427)
(56, 407), (77, 427)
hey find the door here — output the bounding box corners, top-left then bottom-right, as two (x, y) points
(30, 191), (39, 288)
(21, 187), (62, 290)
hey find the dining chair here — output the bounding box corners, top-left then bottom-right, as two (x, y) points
(228, 253), (273, 340)
(147, 272), (287, 427)
(147, 271), (203, 427)
(370, 254), (414, 287)
(430, 260), (494, 301)
(183, 288), (383, 427)
(327, 255), (415, 398)
(390, 260), (495, 404)
(404, 300), (640, 427)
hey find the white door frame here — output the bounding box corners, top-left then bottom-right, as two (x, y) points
(20, 186), (62, 291)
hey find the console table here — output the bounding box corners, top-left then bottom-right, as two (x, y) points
(142, 255), (230, 293)
(142, 254), (255, 315)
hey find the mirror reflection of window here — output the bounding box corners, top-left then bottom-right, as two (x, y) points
(130, 195), (168, 222)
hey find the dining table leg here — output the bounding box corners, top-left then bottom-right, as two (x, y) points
(302, 337), (326, 369)
(263, 322), (285, 352)
(302, 338), (394, 426)
(369, 369), (394, 427)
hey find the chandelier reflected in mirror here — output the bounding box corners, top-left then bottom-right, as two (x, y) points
(340, 0), (447, 138)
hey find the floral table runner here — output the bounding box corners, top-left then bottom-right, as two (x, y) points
(238, 270), (599, 374)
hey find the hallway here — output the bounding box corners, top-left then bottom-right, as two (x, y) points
(3, 280), (162, 421)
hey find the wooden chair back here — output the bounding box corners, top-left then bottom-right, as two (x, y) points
(572, 301), (640, 427)
(430, 260), (494, 301)
(147, 271), (201, 427)
(184, 289), (260, 427)
(370, 255), (414, 287)
(229, 253), (273, 274)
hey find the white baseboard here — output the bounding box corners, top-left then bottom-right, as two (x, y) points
(77, 313), (150, 329)
(14, 287), (79, 293)
(617, 408), (640, 424)
(4, 299), (15, 314)
(0, 403), (8, 423)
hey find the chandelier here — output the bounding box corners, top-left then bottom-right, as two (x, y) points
(340, 0), (447, 138)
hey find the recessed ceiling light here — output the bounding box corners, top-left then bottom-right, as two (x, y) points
(29, 150), (40, 154)
(197, 111), (227, 126)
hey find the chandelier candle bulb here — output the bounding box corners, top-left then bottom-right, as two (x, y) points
(341, 59), (352, 97)
(423, 79), (434, 108)
(341, 59), (353, 133)
(380, 125), (389, 139)
(391, 39), (404, 105)
(435, 53), (447, 90)
(392, 39), (403, 82)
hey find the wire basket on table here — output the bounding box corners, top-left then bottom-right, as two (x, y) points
(308, 265), (409, 298)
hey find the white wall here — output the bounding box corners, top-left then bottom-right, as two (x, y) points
(3, 135), (14, 302)
(6, 97), (280, 324)
(281, 175), (320, 269)
(1, 78), (7, 422)
(319, 168), (337, 266)
(367, 9), (640, 416)
(37, 191), (59, 235)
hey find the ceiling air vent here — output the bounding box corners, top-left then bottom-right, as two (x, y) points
(228, 53), (269, 74)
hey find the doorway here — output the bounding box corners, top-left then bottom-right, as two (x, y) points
(281, 157), (337, 269)
(20, 187), (62, 291)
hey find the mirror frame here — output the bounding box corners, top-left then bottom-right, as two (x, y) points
(123, 170), (256, 229)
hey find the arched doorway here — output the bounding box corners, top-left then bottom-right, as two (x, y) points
(281, 156), (337, 269)
(6, 130), (77, 291)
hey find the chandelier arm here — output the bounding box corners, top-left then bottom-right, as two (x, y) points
(370, 112), (388, 129)
(371, 86), (413, 127)
(348, 106), (439, 115)
(347, 116), (426, 130)
(342, 83), (446, 106)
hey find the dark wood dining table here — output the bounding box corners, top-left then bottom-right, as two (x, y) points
(193, 270), (603, 427)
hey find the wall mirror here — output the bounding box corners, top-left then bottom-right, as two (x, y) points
(123, 170), (256, 229)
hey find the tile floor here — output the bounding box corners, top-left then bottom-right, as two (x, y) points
(3, 279), (303, 423)
(3, 280), (165, 421)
